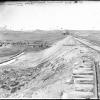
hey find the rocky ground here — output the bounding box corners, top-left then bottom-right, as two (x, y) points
(0, 35), (100, 99)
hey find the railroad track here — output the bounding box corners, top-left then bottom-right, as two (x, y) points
(70, 35), (100, 99)
(68, 56), (98, 99)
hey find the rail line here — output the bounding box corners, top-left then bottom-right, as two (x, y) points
(72, 35), (99, 99)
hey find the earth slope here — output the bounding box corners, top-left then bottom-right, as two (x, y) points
(0, 35), (100, 99)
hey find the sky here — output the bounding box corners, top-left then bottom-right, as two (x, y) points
(0, 1), (100, 31)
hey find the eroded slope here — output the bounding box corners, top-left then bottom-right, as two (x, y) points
(0, 36), (100, 99)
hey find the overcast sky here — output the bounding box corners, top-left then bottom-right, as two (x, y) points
(0, 1), (100, 31)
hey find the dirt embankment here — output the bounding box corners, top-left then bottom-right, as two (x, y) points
(0, 36), (100, 99)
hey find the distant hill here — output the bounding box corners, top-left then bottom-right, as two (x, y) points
(0, 29), (67, 44)
(1, 29), (100, 45)
(70, 30), (100, 46)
